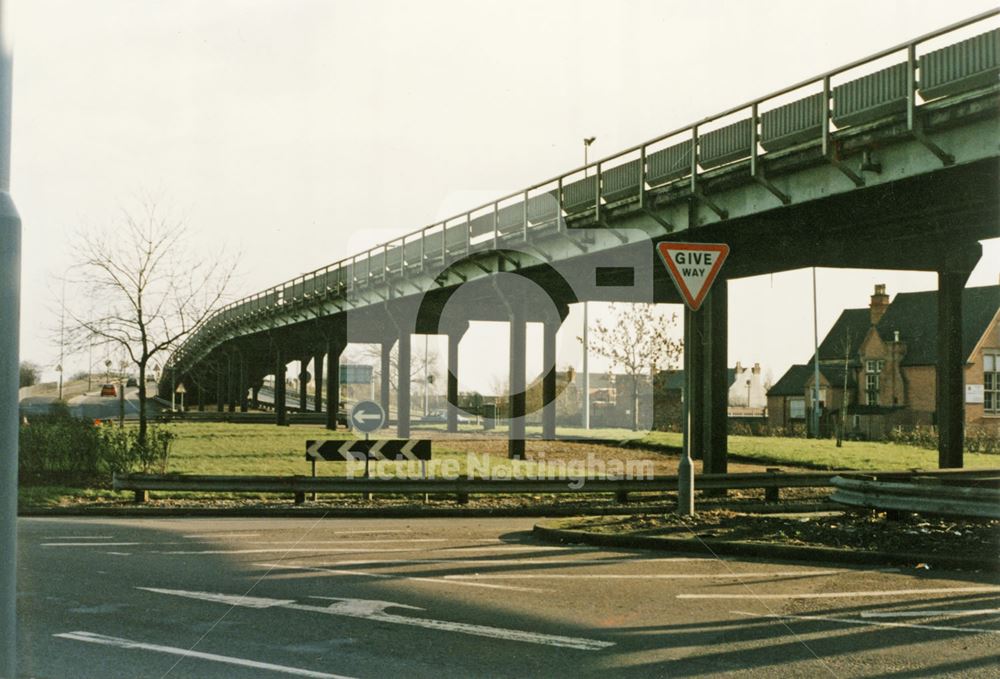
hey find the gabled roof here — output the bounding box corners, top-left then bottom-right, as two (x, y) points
(818, 364), (856, 389)
(767, 364), (813, 397)
(817, 308), (869, 362)
(874, 285), (999, 365)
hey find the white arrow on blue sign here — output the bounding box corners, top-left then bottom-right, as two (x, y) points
(350, 400), (386, 433)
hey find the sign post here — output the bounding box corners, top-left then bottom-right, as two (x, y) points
(657, 242), (729, 516)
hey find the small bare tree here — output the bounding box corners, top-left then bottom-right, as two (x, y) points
(66, 198), (236, 447)
(585, 304), (683, 430)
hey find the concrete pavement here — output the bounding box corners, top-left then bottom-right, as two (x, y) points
(15, 516), (1000, 677)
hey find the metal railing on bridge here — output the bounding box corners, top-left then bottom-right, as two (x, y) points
(168, 10), (1000, 373)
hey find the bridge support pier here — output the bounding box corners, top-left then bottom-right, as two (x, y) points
(299, 358), (309, 414)
(398, 333), (411, 438)
(447, 332), (460, 433)
(197, 383), (204, 412)
(313, 353), (323, 413)
(509, 303), (526, 459)
(216, 364), (224, 413)
(275, 350), (288, 426)
(702, 282), (729, 479)
(542, 320), (558, 440)
(688, 308), (706, 460)
(326, 338), (344, 430)
(251, 383), (260, 410)
(238, 356), (248, 412)
(937, 269), (971, 468)
(227, 353), (237, 413)
(380, 340), (392, 420)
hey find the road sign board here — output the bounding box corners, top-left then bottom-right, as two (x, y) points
(175, 383), (186, 394)
(656, 242), (729, 311)
(305, 439), (432, 461)
(350, 400), (385, 433)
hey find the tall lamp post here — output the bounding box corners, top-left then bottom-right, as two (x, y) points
(581, 136), (596, 430)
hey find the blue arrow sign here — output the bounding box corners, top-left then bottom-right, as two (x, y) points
(350, 400), (386, 433)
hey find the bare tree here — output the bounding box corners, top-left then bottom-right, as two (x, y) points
(66, 198), (236, 447)
(585, 304), (683, 430)
(352, 342), (440, 394)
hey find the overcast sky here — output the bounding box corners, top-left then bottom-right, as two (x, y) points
(10, 0), (999, 392)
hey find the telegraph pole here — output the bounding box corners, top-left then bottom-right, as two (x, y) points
(0, 1), (21, 675)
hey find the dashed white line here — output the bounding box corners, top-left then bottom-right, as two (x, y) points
(256, 562), (547, 592)
(680, 586), (1000, 600)
(42, 543), (141, 548)
(732, 610), (1000, 635)
(443, 570), (846, 580)
(860, 609), (1000, 619)
(54, 631), (355, 678)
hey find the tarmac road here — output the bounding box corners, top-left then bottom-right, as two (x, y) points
(15, 516), (1000, 678)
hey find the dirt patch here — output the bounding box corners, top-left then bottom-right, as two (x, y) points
(565, 510), (1000, 564)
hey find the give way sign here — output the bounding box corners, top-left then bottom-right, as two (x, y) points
(656, 242), (729, 311)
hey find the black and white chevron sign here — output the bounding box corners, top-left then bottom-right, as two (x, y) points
(305, 439), (432, 462)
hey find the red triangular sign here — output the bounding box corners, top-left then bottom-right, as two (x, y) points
(656, 242), (729, 311)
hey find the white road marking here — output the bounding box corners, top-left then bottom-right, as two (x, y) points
(105, 552), (132, 556)
(54, 631), (355, 678)
(680, 586), (1000, 600)
(44, 535), (115, 540)
(443, 570), (846, 580)
(255, 562), (547, 593)
(155, 548), (417, 555)
(182, 533), (263, 538)
(732, 610), (1000, 636)
(860, 609), (1000, 619)
(42, 543), (142, 547)
(138, 587), (614, 651)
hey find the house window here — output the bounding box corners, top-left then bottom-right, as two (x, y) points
(789, 397), (805, 419)
(865, 360), (884, 405)
(986, 354), (999, 414)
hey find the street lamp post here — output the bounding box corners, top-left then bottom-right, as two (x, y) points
(581, 136), (596, 430)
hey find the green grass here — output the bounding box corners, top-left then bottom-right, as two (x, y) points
(17, 422), (999, 508)
(634, 431), (999, 471)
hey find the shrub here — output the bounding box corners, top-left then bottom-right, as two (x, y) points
(19, 408), (176, 484)
(18, 404), (104, 484)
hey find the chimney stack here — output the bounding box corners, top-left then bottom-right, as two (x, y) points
(752, 362), (761, 375)
(870, 284), (889, 325)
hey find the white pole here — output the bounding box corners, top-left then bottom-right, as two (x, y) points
(582, 302), (590, 430)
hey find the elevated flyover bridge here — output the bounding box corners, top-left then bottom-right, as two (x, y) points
(162, 11), (999, 468)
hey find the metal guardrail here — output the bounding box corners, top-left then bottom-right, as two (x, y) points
(165, 11), (1000, 375)
(113, 468), (1000, 505)
(830, 475), (1000, 519)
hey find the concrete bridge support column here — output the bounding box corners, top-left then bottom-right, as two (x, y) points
(326, 339), (344, 430)
(215, 364), (224, 413)
(702, 282), (729, 477)
(447, 333), (460, 433)
(542, 320), (558, 440)
(688, 307), (707, 461)
(313, 353), (324, 413)
(397, 333), (411, 438)
(509, 304), (527, 459)
(227, 354), (237, 413)
(299, 358), (310, 413)
(937, 270), (971, 468)
(197, 383), (205, 412)
(275, 351), (288, 427)
(380, 340), (392, 419)
(238, 357), (248, 412)
(251, 384), (260, 410)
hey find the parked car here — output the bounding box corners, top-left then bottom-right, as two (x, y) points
(125, 377), (137, 387)
(99, 383), (117, 397)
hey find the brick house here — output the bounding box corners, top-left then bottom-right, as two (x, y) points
(767, 283), (1000, 438)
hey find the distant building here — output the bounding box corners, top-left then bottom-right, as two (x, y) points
(767, 284), (1000, 438)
